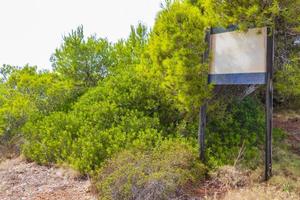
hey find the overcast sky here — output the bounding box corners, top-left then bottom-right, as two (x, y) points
(0, 0), (162, 69)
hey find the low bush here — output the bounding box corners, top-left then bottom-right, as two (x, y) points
(94, 139), (207, 200)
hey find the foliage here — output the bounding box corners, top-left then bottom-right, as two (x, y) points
(0, 65), (78, 158)
(69, 110), (162, 173)
(207, 97), (286, 168)
(275, 54), (300, 108)
(206, 97), (269, 168)
(273, 0), (300, 108)
(51, 26), (114, 87)
(73, 66), (180, 135)
(0, 87), (36, 140)
(0, 64), (19, 83)
(94, 139), (206, 200)
(22, 112), (79, 164)
(147, 1), (211, 116)
(6, 66), (78, 113)
(23, 106), (162, 173)
(23, 66), (167, 173)
(111, 23), (149, 70)
(196, 0), (281, 29)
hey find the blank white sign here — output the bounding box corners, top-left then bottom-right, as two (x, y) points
(210, 27), (267, 75)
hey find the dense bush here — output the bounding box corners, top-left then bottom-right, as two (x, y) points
(23, 66), (167, 173)
(70, 111), (162, 173)
(21, 64), (179, 174)
(206, 97), (265, 167)
(94, 139), (206, 200)
(147, 1), (210, 115)
(0, 85), (35, 157)
(0, 66), (78, 158)
(23, 107), (162, 173)
(6, 66), (78, 114)
(206, 97), (286, 168)
(22, 112), (80, 164)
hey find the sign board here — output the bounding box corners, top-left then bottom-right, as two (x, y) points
(208, 27), (267, 85)
(200, 26), (274, 181)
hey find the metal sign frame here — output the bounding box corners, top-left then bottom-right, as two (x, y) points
(199, 27), (274, 181)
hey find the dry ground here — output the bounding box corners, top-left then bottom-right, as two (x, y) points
(0, 157), (97, 200)
(274, 112), (300, 155)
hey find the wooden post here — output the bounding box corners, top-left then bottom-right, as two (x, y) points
(265, 27), (274, 181)
(199, 29), (211, 162)
(199, 104), (207, 161)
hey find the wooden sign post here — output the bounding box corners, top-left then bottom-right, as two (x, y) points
(199, 27), (274, 181)
(265, 28), (274, 180)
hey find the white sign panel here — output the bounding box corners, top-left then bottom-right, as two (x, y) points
(209, 27), (267, 84)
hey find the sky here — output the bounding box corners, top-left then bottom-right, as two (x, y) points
(0, 0), (162, 69)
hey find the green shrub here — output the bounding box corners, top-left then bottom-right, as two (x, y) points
(147, 1), (211, 116)
(23, 105), (162, 173)
(0, 66), (79, 159)
(69, 110), (162, 173)
(73, 67), (179, 135)
(274, 55), (300, 109)
(94, 138), (206, 200)
(7, 66), (78, 114)
(205, 97), (287, 168)
(206, 97), (265, 168)
(22, 112), (81, 164)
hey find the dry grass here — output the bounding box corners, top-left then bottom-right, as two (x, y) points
(191, 166), (249, 199)
(209, 166), (248, 189)
(273, 110), (300, 120)
(0, 135), (23, 163)
(200, 165), (300, 200)
(0, 143), (19, 163)
(194, 151), (300, 200)
(222, 185), (299, 200)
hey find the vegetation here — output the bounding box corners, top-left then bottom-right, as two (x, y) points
(94, 139), (206, 200)
(0, 0), (299, 199)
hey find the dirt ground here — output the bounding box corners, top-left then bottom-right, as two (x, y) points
(0, 157), (97, 200)
(274, 113), (300, 155)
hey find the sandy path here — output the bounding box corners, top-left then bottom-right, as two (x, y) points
(0, 158), (97, 200)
